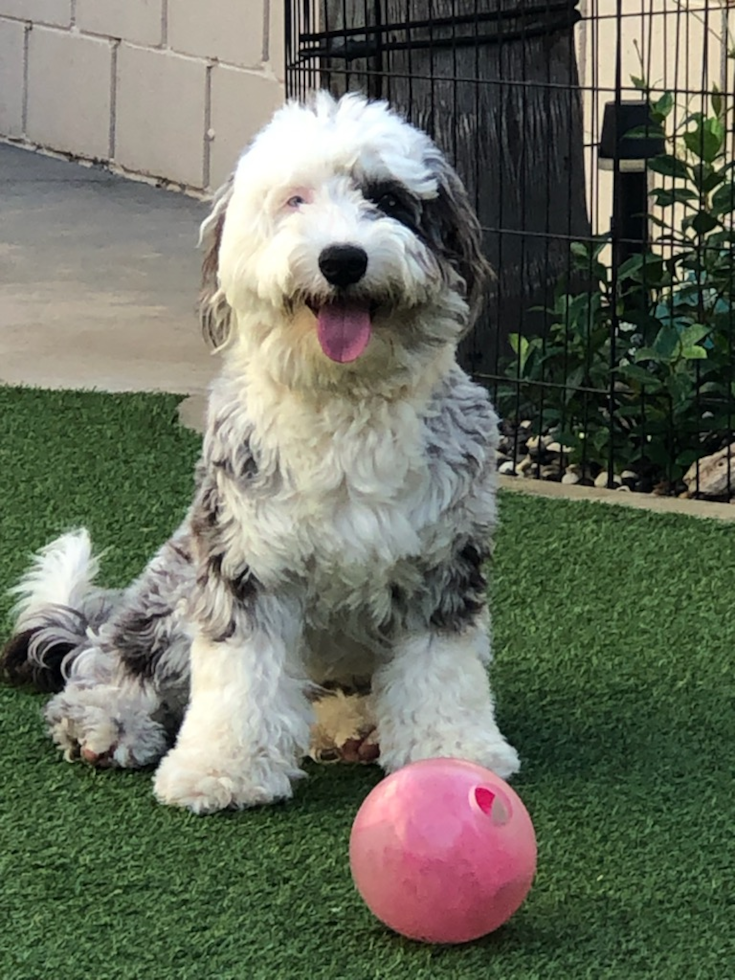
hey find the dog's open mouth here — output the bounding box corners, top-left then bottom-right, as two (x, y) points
(311, 300), (373, 364)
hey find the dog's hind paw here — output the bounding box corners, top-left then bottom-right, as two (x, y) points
(309, 689), (379, 764)
(153, 749), (298, 814)
(45, 685), (169, 769)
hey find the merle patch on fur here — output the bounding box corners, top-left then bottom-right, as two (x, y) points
(0, 628), (70, 692)
(116, 607), (174, 681)
(381, 539), (490, 638)
(199, 177), (234, 349)
(362, 178), (422, 231)
(190, 475), (261, 643)
(208, 407), (262, 486)
(212, 441), (259, 482)
(428, 541), (490, 633)
(422, 154), (492, 324)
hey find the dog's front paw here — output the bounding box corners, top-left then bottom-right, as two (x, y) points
(470, 737), (521, 781)
(153, 749), (296, 814)
(380, 731), (521, 781)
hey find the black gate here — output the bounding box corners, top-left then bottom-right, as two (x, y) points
(285, 1), (735, 498)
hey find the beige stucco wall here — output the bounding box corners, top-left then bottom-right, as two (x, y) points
(1, 0), (730, 205)
(0, 0), (286, 192)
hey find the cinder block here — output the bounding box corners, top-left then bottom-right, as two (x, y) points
(208, 65), (284, 189)
(266, 0), (285, 82)
(0, 18), (25, 136)
(0, 0), (72, 27)
(168, 0), (264, 68)
(115, 44), (207, 187)
(76, 0), (163, 47)
(26, 27), (112, 158)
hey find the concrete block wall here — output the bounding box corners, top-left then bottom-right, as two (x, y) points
(0, 0), (285, 192)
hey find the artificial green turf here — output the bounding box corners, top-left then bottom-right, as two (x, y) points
(0, 386), (733, 980)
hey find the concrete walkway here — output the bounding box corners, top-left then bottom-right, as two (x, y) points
(0, 143), (215, 394)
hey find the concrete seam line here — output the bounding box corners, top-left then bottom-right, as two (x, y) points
(498, 475), (735, 523)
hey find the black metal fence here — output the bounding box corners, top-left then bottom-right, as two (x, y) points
(285, 1), (735, 498)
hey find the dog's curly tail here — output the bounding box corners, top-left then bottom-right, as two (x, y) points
(1, 530), (107, 692)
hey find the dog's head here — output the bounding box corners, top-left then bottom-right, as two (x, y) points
(200, 92), (490, 388)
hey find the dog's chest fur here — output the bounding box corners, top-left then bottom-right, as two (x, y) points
(203, 362), (497, 623)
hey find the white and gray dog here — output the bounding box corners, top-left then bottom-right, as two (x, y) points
(2, 92), (519, 813)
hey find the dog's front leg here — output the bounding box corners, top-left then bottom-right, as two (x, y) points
(153, 593), (312, 814)
(372, 618), (520, 780)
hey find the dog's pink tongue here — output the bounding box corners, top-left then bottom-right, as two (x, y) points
(316, 303), (372, 363)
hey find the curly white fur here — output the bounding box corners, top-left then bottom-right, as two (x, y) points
(3, 92), (519, 813)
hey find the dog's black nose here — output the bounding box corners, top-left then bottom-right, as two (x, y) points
(318, 245), (368, 288)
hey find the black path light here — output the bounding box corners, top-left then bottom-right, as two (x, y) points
(598, 100), (665, 292)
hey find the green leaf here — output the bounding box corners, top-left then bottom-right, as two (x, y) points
(508, 332), (525, 356)
(648, 214), (676, 232)
(565, 366), (586, 402)
(679, 323), (711, 348)
(699, 381), (727, 395)
(617, 254), (645, 276)
(619, 363), (657, 386)
(618, 254), (666, 290)
(707, 115), (726, 152)
(704, 228), (735, 248)
(689, 162), (717, 192)
(631, 75), (648, 91)
(569, 236), (609, 262)
(712, 85), (723, 119)
(509, 333), (532, 373)
(653, 325), (680, 360)
(702, 170), (725, 194)
(650, 187), (698, 207)
(569, 244), (609, 283)
(690, 210), (720, 235)
(681, 111), (705, 128)
(654, 91), (674, 118)
(681, 345), (708, 360)
(683, 117), (725, 163)
(711, 182), (735, 214)
(647, 155), (689, 179)
(570, 245), (606, 281)
(570, 241), (590, 261)
(666, 372), (698, 409)
(635, 347), (660, 361)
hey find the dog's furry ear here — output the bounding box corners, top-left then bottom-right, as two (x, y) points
(199, 177), (235, 350)
(423, 153), (493, 330)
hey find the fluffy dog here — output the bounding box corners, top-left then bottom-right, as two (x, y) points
(1, 92), (519, 813)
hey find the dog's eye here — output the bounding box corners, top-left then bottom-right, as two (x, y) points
(377, 193), (400, 212)
(286, 195), (306, 209)
(366, 186), (415, 227)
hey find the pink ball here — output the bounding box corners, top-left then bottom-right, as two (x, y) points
(349, 758), (537, 944)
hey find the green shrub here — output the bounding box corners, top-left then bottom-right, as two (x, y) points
(498, 89), (735, 487)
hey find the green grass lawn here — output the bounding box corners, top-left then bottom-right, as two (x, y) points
(0, 386), (733, 980)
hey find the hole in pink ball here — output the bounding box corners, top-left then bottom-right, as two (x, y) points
(474, 786), (511, 825)
(474, 786), (495, 814)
